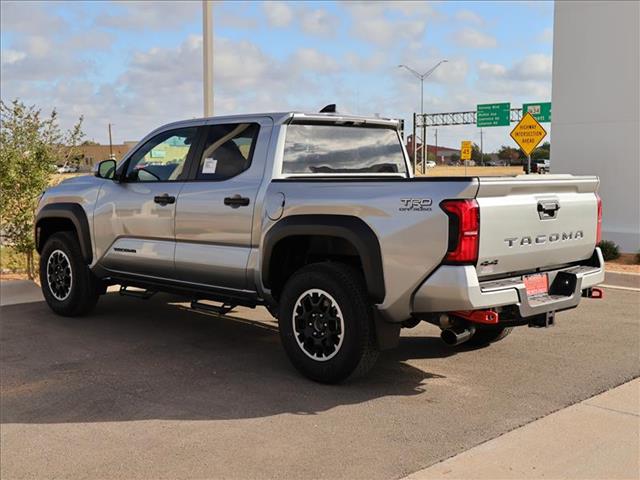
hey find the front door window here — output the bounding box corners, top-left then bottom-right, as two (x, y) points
(125, 127), (198, 182)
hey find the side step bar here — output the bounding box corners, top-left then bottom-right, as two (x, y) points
(119, 286), (156, 299)
(191, 300), (237, 316)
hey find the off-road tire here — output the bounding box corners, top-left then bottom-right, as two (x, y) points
(468, 327), (513, 346)
(278, 262), (379, 383)
(39, 231), (99, 316)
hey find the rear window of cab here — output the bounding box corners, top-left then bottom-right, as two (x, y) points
(282, 124), (407, 175)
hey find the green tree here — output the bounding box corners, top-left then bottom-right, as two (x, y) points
(471, 143), (482, 164)
(532, 141), (550, 161)
(0, 99), (84, 278)
(498, 145), (521, 165)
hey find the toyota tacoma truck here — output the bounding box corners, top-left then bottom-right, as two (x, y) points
(35, 111), (605, 383)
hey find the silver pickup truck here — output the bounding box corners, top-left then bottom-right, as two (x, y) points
(35, 111), (604, 383)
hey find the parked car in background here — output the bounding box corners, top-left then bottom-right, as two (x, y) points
(56, 164), (79, 174)
(425, 160), (436, 169)
(534, 159), (551, 174)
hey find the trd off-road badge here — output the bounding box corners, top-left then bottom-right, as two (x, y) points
(400, 198), (432, 212)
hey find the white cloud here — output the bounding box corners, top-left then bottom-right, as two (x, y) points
(96, 1), (199, 31)
(23, 36), (51, 57)
(263, 1), (293, 28)
(453, 28), (497, 48)
(343, 51), (387, 72)
(0, 1), (68, 34)
(344, 1), (432, 45)
(478, 61), (507, 77)
(432, 58), (468, 84)
(475, 55), (552, 100)
(291, 48), (339, 73)
(454, 9), (484, 25)
(509, 54), (552, 80)
(1, 49), (26, 65)
(478, 55), (552, 82)
(300, 8), (338, 37)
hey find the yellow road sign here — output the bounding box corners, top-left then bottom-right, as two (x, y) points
(510, 112), (547, 156)
(461, 140), (472, 161)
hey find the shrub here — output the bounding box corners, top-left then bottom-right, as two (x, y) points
(636, 250), (640, 264)
(0, 246), (33, 273)
(597, 240), (620, 261)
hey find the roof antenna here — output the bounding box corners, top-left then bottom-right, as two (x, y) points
(319, 104), (337, 113)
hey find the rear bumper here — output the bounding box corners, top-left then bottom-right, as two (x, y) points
(412, 248), (605, 318)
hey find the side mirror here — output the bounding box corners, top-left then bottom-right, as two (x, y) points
(95, 159), (117, 180)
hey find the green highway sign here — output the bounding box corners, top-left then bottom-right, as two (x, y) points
(522, 102), (551, 123)
(477, 103), (511, 127)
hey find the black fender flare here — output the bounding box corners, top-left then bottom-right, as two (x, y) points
(35, 203), (93, 263)
(262, 214), (385, 303)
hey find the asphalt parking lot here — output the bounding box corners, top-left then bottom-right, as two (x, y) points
(1, 282), (638, 479)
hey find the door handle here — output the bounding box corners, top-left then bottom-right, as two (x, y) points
(154, 194), (176, 206)
(224, 195), (250, 208)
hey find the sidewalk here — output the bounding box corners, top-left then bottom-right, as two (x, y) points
(405, 378), (640, 479)
(0, 280), (43, 306)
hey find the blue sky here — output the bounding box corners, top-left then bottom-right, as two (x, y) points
(1, 1), (554, 151)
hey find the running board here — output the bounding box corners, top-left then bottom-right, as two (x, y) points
(119, 286), (156, 299)
(191, 300), (237, 316)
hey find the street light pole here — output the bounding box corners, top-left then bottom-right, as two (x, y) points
(398, 60), (447, 174)
(108, 123), (114, 159)
(203, 0), (214, 117)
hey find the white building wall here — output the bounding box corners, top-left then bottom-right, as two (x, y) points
(551, 0), (640, 251)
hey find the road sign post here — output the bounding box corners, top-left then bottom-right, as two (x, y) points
(461, 140), (472, 176)
(510, 112), (547, 174)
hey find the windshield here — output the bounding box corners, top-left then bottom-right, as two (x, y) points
(282, 124), (407, 175)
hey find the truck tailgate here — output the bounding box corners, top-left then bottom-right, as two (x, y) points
(475, 175), (599, 278)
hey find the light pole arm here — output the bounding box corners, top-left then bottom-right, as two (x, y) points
(398, 64), (422, 79)
(421, 59), (448, 79)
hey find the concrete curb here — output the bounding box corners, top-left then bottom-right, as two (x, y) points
(404, 378), (640, 479)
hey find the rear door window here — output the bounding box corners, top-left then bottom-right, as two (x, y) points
(196, 123), (260, 180)
(282, 124), (407, 175)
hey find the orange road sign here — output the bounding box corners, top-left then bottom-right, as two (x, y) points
(510, 112), (547, 156)
(461, 140), (472, 161)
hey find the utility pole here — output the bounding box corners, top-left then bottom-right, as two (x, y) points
(108, 123), (114, 159)
(422, 119), (426, 173)
(203, 0), (214, 117)
(434, 128), (438, 165)
(412, 113), (417, 174)
(398, 60), (448, 174)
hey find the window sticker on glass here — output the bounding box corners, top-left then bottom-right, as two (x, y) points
(202, 157), (218, 174)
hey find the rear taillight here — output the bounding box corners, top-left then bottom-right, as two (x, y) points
(596, 193), (602, 244)
(441, 199), (479, 264)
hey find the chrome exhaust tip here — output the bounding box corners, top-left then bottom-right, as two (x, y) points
(441, 326), (475, 346)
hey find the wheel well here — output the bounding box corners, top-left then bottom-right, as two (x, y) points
(268, 235), (364, 301)
(36, 218), (78, 254)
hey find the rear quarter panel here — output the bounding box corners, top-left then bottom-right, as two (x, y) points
(259, 179), (478, 322)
